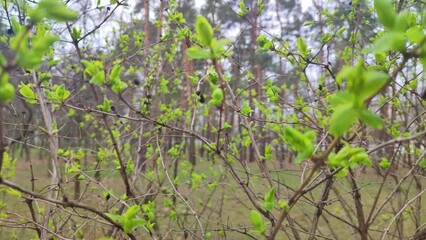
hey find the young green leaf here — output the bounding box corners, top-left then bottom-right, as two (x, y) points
(237, 0), (248, 17)
(263, 187), (275, 211)
(374, 0), (397, 30)
(241, 102), (252, 115)
(195, 16), (214, 47)
(109, 65), (124, 85)
(37, 0), (79, 22)
(222, 122), (232, 130)
(124, 218), (146, 234)
(360, 71), (389, 99)
(283, 126), (315, 163)
(379, 157), (390, 169)
(0, 83), (15, 103)
(329, 103), (358, 137)
(250, 210), (265, 235)
(264, 144), (272, 161)
(370, 32), (406, 53)
(6, 188), (22, 198)
(257, 35), (268, 48)
(97, 98), (112, 112)
(296, 37), (308, 58)
(186, 47), (211, 60)
(211, 88), (224, 106)
(211, 38), (232, 55)
(278, 199), (290, 212)
(393, 10), (409, 32)
(359, 109), (382, 129)
(406, 26), (424, 44)
(124, 205), (141, 219)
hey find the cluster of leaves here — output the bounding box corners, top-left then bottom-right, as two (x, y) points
(0, 0), (425, 239)
(186, 16), (231, 60)
(372, 0), (426, 68)
(283, 126), (316, 163)
(81, 60), (128, 94)
(0, 0), (78, 104)
(328, 144), (372, 177)
(186, 17), (233, 108)
(0, 153), (16, 179)
(106, 205), (148, 234)
(329, 59), (388, 136)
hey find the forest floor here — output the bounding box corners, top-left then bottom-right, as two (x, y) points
(1, 154), (425, 240)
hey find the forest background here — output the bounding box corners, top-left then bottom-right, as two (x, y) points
(0, 0), (425, 239)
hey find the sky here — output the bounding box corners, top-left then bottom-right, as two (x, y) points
(195, 0), (313, 11)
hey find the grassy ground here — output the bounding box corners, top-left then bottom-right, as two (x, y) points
(1, 152), (425, 239)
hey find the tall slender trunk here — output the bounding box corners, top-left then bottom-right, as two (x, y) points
(248, 4), (258, 162)
(183, 37), (196, 165)
(34, 72), (61, 240)
(135, 0), (151, 175)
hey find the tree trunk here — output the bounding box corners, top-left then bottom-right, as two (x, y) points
(135, 0), (151, 174)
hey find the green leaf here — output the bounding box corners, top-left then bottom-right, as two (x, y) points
(186, 47), (211, 60)
(328, 144), (356, 168)
(374, 0), (396, 30)
(393, 10), (409, 32)
(278, 199), (289, 212)
(0, 82), (15, 103)
(336, 67), (353, 87)
(336, 26), (347, 35)
(360, 71), (389, 99)
(320, 33), (332, 44)
(257, 0), (265, 12)
(71, 27), (81, 40)
(283, 126), (315, 163)
(250, 210), (265, 235)
(124, 205), (141, 219)
(257, 35), (267, 48)
(125, 218), (146, 233)
(263, 187), (275, 211)
(379, 157), (390, 169)
(11, 18), (22, 35)
(32, 34), (59, 54)
(303, 21), (315, 26)
(6, 188), (22, 198)
(211, 38), (232, 54)
(109, 65), (124, 85)
(350, 152), (372, 167)
(406, 26), (424, 44)
(111, 81), (127, 94)
(370, 32), (406, 53)
(55, 85), (70, 102)
(329, 103), (359, 137)
(264, 144), (272, 161)
(97, 98), (112, 112)
(207, 67), (219, 84)
(237, 0), (248, 17)
(81, 60), (105, 85)
(241, 102), (252, 115)
(18, 83), (38, 104)
(374, 52), (387, 64)
(211, 88), (224, 106)
(359, 109), (382, 129)
(37, 0), (79, 22)
(195, 16), (214, 47)
(81, 60), (96, 75)
(91, 71), (105, 85)
(296, 37), (308, 58)
(222, 122), (232, 130)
